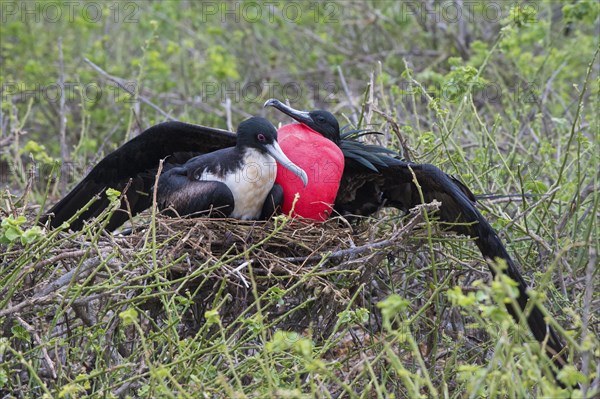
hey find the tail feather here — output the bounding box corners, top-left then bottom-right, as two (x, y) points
(380, 160), (568, 373)
(419, 164), (568, 371)
(473, 218), (567, 367)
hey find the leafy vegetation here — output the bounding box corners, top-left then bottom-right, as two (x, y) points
(1, 1), (598, 397)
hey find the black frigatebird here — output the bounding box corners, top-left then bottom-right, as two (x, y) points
(268, 114), (345, 220)
(264, 98), (569, 374)
(44, 117), (307, 229)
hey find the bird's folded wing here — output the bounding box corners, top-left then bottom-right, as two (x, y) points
(42, 121), (236, 230)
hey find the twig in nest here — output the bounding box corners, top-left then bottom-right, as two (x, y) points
(226, 260), (251, 288)
(34, 250), (117, 298)
(16, 316), (57, 379)
(278, 202), (437, 265)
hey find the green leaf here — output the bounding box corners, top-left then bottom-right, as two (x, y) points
(524, 180), (548, 194)
(0, 369), (7, 388)
(11, 324), (30, 342)
(119, 308), (139, 327)
(266, 330), (299, 353)
(556, 365), (587, 386)
(447, 286), (477, 307)
(204, 309), (220, 326)
(59, 383), (85, 398)
(4, 226), (23, 242)
(377, 294), (410, 322)
(106, 188), (121, 203)
(21, 226), (44, 245)
(1, 215), (26, 228)
(293, 337), (314, 358)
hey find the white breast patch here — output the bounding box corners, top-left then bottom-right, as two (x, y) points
(197, 149), (277, 219)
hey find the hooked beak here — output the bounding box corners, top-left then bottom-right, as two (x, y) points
(264, 98), (313, 126)
(263, 141), (308, 187)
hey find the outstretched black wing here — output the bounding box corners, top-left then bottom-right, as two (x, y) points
(43, 121), (237, 231)
(335, 150), (566, 370)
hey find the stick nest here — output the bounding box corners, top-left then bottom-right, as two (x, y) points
(1, 204), (440, 392)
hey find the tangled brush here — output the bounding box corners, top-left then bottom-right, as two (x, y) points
(1, 202), (443, 393)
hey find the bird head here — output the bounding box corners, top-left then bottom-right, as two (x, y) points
(237, 116), (308, 186)
(264, 99), (340, 145)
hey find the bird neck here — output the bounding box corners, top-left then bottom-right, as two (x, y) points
(240, 147), (276, 177)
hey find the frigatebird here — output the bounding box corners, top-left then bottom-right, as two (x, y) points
(264, 99), (568, 375)
(44, 117), (307, 229)
(272, 121), (345, 220)
(43, 103), (568, 379)
(156, 116), (307, 219)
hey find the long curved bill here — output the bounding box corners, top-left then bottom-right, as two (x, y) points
(264, 98), (313, 125)
(263, 141), (308, 187)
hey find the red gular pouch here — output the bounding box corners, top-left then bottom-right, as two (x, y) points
(275, 123), (344, 221)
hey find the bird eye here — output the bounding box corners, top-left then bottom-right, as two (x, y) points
(257, 133), (266, 142)
(316, 116), (326, 123)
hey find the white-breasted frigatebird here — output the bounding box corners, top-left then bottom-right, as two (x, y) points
(156, 116), (307, 220)
(264, 99), (569, 380)
(44, 117), (307, 229)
